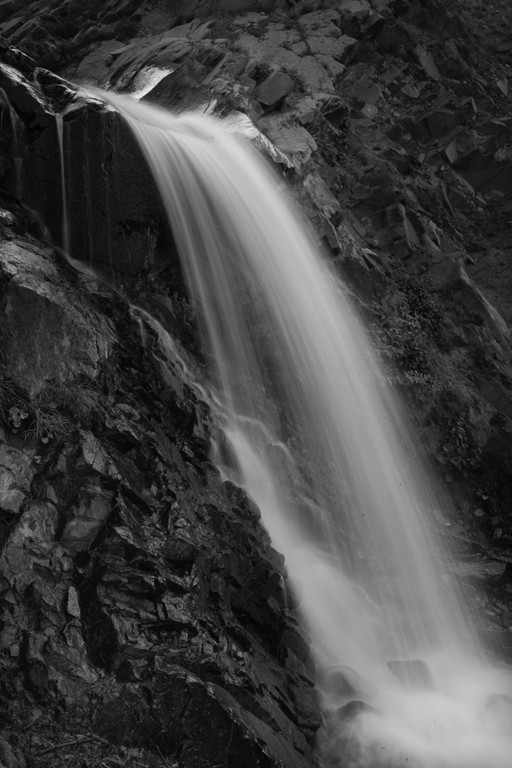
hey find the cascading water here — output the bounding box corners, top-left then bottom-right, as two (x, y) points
(55, 113), (71, 255)
(84, 90), (512, 767)
(0, 84), (25, 199)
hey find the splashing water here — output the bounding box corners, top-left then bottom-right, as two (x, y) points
(88, 90), (512, 767)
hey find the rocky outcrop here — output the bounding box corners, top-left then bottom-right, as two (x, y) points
(0, 239), (115, 394)
(0, 223), (320, 767)
(0, 59), (322, 760)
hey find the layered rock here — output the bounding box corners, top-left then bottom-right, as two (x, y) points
(0, 61), (321, 763)
(0, 224), (320, 767)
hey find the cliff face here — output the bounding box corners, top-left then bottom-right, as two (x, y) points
(1, 0), (512, 766)
(0, 198), (321, 767)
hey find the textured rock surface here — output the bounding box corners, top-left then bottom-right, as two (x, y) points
(0, 239), (115, 393)
(0, 226), (320, 766)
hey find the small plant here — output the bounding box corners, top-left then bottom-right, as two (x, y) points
(438, 410), (482, 474)
(0, 378), (31, 433)
(0, 376), (102, 443)
(25, 406), (73, 443)
(36, 380), (103, 428)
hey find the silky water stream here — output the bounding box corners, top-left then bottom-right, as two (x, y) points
(77, 91), (512, 767)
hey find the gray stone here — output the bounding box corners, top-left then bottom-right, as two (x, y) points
(414, 44), (441, 80)
(0, 63), (50, 126)
(0, 442), (33, 513)
(236, 35), (334, 94)
(298, 10), (341, 35)
(0, 240), (115, 396)
(258, 117), (318, 169)
(305, 34), (357, 63)
(319, 664), (367, 700)
(66, 586), (82, 619)
(262, 25), (301, 47)
(387, 659), (435, 690)
(256, 71), (294, 107)
(60, 482), (114, 552)
(339, 0), (372, 15)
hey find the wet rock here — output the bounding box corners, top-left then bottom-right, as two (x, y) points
(162, 535), (197, 565)
(0, 62), (50, 126)
(332, 699), (376, 723)
(303, 170), (341, 217)
(0, 240), (115, 395)
(321, 699), (379, 768)
(96, 666), (314, 767)
(0, 79), (164, 277)
(236, 35), (334, 94)
(258, 117), (317, 169)
(484, 692), (512, 729)
(387, 659), (434, 690)
(319, 665), (367, 701)
(451, 559), (507, 580)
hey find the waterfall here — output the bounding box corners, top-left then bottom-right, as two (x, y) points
(88, 90), (512, 767)
(0, 85), (25, 199)
(55, 113), (70, 255)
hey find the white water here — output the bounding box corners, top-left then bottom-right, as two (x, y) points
(55, 113), (71, 255)
(0, 86), (25, 198)
(90, 90), (512, 767)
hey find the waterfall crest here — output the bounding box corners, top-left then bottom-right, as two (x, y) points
(91, 90), (512, 767)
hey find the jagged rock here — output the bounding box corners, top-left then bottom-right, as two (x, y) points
(258, 117), (318, 169)
(236, 35), (335, 94)
(96, 666), (313, 767)
(425, 109), (458, 138)
(0, 441), (33, 514)
(0, 62), (50, 126)
(414, 44), (441, 80)
(60, 480), (115, 552)
(0, 239), (115, 394)
(306, 34), (357, 63)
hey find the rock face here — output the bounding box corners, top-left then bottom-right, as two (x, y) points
(0, 59), (320, 762)
(1, 0), (512, 765)
(0, 239), (115, 394)
(0, 65), (163, 277)
(0, 228), (319, 766)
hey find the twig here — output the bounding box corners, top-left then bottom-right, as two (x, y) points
(35, 735), (96, 756)
(156, 744), (171, 768)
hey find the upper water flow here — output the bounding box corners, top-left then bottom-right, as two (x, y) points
(55, 113), (70, 255)
(92, 90), (512, 767)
